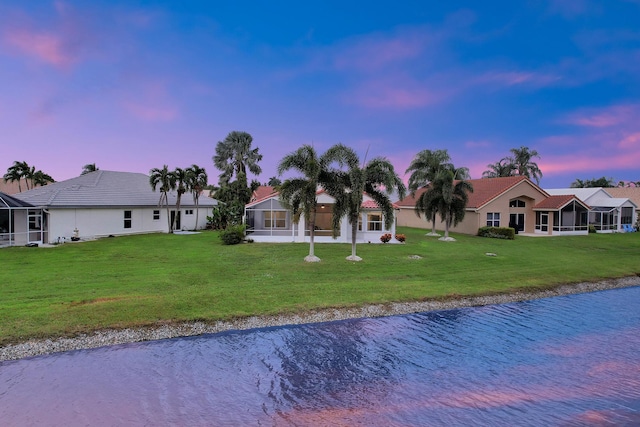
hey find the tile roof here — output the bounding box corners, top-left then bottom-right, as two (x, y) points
(13, 170), (218, 208)
(251, 186), (276, 202)
(361, 199), (399, 209)
(397, 176), (538, 209)
(533, 194), (589, 210)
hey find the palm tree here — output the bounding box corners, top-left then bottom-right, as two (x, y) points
(324, 144), (406, 261)
(416, 167), (473, 241)
(509, 146), (543, 184)
(405, 149), (453, 236)
(213, 131), (262, 206)
(277, 145), (333, 262)
(482, 157), (516, 178)
(32, 170), (55, 186)
(3, 161), (24, 192)
(172, 167), (189, 231)
(81, 163), (99, 175)
(186, 164), (208, 230)
(149, 165), (177, 233)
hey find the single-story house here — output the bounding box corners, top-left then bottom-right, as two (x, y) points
(396, 176), (591, 236)
(4, 170), (217, 246)
(545, 188), (637, 232)
(244, 186), (400, 243)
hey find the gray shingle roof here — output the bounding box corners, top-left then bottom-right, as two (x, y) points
(13, 170), (218, 208)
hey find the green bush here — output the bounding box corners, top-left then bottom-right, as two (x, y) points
(478, 226), (515, 240)
(588, 225), (597, 234)
(219, 224), (246, 245)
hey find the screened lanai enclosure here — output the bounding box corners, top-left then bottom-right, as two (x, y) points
(0, 192), (46, 247)
(535, 200), (590, 235)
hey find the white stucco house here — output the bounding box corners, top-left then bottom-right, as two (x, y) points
(244, 186), (400, 243)
(1, 170), (217, 246)
(545, 188), (637, 232)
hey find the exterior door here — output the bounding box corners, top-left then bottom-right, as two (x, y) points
(540, 213), (549, 232)
(171, 211), (181, 230)
(509, 213), (525, 232)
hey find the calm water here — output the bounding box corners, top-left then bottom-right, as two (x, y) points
(1, 286), (640, 426)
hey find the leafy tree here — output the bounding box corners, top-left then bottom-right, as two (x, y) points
(186, 164), (208, 230)
(3, 161), (53, 191)
(324, 144), (406, 261)
(267, 176), (282, 186)
(405, 149), (453, 235)
(508, 146), (543, 184)
(212, 131), (262, 225)
(482, 157), (516, 178)
(277, 145), (334, 262)
(149, 165), (177, 232)
(416, 167), (473, 241)
(571, 176), (615, 188)
(81, 163), (99, 175)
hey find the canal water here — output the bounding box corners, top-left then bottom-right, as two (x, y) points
(1, 286), (639, 426)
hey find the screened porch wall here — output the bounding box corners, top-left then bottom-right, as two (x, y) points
(553, 201), (589, 232)
(245, 198), (297, 237)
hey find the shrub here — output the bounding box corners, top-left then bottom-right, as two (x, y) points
(380, 233), (392, 243)
(477, 226), (515, 240)
(219, 224), (246, 245)
(395, 234), (406, 243)
(588, 225), (597, 234)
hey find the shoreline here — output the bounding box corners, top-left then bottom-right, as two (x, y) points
(1, 276), (638, 362)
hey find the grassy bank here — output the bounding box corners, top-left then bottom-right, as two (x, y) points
(1, 227), (639, 345)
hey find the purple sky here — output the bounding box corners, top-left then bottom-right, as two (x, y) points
(1, 1), (639, 188)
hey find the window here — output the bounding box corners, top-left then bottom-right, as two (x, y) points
(185, 209), (194, 215)
(487, 212), (500, 227)
(124, 210), (132, 229)
(153, 210), (160, 221)
(509, 199), (525, 208)
(367, 213), (383, 231)
(264, 211), (286, 228)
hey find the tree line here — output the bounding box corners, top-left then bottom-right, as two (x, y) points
(2, 161), (55, 192)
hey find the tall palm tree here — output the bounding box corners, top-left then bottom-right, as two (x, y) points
(3, 161), (24, 192)
(482, 157), (516, 178)
(416, 167), (473, 241)
(509, 146), (543, 184)
(405, 149), (453, 235)
(277, 145), (333, 262)
(149, 165), (177, 233)
(81, 163), (99, 175)
(172, 167), (189, 231)
(213, 131), (262, 206)
(186, 164), (208, 230)
(324, 144), (406, 261)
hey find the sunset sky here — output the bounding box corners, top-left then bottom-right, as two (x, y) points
(1, 1), (639, 188)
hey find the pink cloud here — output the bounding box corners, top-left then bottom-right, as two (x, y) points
(3, 29), (75, 67)
(619, 132), (640, 148)
(563, 104), (639, 127)
(474, 70), (561, 88)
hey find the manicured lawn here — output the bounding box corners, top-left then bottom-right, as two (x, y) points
(1, 227), (639, 345)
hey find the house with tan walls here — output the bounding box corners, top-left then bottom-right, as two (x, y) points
(396, 176), (591, 236)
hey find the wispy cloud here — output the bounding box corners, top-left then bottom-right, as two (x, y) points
(563, 104), (640, 127)
(122, 81), (179, 122)
(474, 70), (561, 88)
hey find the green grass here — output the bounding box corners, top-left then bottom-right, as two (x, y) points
(1, 227), (639, 345)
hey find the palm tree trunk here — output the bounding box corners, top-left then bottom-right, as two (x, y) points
(308, 208), (316, 258)
(351, 221), (358, 258)
(431, 213), (437, 234)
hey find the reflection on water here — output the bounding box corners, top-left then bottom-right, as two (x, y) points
(1, 286), (640, 426)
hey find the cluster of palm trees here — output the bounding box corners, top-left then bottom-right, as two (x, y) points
(3, 161), (55, 192)
(277, 144), (407, 262)
(571, 177), (640, 188)
(482, 146), (543, 184)
(149, 165), (208, 233)
(405, 150), (473, 241)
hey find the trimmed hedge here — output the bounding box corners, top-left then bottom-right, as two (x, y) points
(219, 224), (247, 245)
(478, 226), (515, 240)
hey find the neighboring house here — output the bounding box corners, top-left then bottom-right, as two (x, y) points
(244, 186), (399, 243)
(546, 188), (637, 232)
(603, 187), (640, 229)
(0, 191), (42, 247)
(396, 176), (591, 236)
(3, 170), (217, 246)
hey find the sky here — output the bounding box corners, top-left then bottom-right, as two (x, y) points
(1, 0), (639, 189)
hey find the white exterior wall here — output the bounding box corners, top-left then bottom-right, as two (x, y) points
(47, 206), (212, 242)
